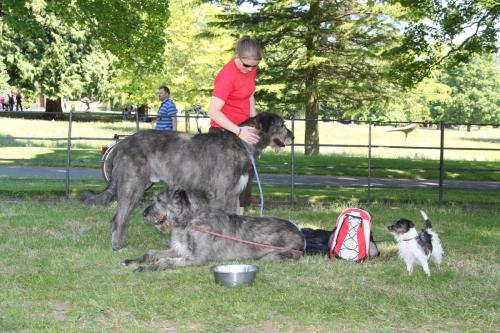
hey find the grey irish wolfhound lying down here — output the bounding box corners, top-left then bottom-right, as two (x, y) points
(123, 187), (305, 272)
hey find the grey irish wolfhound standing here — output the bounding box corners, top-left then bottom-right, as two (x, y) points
(80, 112), (294, 250)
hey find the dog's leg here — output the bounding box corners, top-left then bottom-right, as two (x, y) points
(134, 257), (205, 272)
(420, 259), (431, 277)
(405, 260), (414, 275)
(122, 249), (177, 266)
(431, 243), (443, 267)
(259, 251), (299, 261)
(431, 253), (442, 267)
(217, 195), (239, 215)
(111, 180), (146, 250)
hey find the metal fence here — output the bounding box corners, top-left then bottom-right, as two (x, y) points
(1, 110), (499, 204)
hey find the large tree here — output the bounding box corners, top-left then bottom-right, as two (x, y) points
(386, 0), (499, 87)
(433, 55), (500, 128)
(214, 0), (399, 154)
(0, 0), (169, 112)
(212, 0), (499, 155)
(107, 0), (234, 124)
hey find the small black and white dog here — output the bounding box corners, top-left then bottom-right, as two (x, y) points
(388, 211), (443, 276)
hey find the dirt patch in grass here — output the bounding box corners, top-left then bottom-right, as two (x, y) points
(40, 300), (72, 322)
(448, 257), (499, 277)
(46, 229), (66, 240)
(95, 310), (203, 332)
(234, 316), (325, 333)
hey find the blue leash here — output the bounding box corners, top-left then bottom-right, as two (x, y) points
(243, 142), (264, 217)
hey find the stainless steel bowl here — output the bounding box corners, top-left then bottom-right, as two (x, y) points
(211, 264), (259, 287)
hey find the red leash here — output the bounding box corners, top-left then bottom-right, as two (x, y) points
(191, 226), (303, 254)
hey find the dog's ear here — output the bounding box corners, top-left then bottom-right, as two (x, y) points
(405, 219), (415, 229)
(173, 188), (190, 206)
(257, 113), (275, 133)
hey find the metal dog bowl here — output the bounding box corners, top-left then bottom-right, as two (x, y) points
(211, 264), (259, 287)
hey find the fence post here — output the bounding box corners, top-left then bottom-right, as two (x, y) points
(290, 114), (296, 206)
(135, 109), (140, 132)
(439, 121), (445, 204)
(368, 121), (372, 204)
(65, 110), (73, 199)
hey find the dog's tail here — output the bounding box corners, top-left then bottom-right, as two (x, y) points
(79, 180), (117, 205)
(80, 142), (119, 205)
(420, 210), (433, 230)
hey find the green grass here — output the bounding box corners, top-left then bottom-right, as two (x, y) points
(260, 153), (500, 181)
(0, 198), (498, 332)
(1, 178), (499, 206)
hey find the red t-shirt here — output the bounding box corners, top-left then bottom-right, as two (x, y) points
(211, 59), (256, 127)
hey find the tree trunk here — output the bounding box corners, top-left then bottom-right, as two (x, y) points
(185, 110), (191, 133)
(304, 73), (320, 155)
(304, 1), (320, 156)
(45, 98), (63, 119)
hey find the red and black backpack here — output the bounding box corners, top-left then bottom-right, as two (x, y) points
(328, 208), (373, 261)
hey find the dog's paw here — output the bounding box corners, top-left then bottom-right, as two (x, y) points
(133, 265), (158, 273)
(122, 259), (135, 266)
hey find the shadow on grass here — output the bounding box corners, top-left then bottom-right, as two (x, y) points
(0, 147), (102, 167)
(0, 133), (103, 150)
(462, 137), (500, 144)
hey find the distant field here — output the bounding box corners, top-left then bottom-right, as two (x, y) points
(0, 115), (499, 182)
(1, 115), (498, 159)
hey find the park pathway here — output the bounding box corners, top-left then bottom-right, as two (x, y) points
(0, 166), (499, 190)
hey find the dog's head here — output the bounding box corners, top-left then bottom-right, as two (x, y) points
(388, 218), (415, 235)
(251, 112), (294, 151)
(143, 187), (200, 233)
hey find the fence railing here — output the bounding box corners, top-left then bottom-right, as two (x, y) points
(0, 110), (499, 204)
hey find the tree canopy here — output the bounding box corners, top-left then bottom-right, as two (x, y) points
(0, 0), (169, 111)
(209, 0), (499, 154)
(0, 0), (498, 140)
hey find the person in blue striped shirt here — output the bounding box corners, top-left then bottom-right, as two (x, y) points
(155, 85), (177, 131)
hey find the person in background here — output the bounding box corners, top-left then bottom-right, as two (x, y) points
(155, 85), (177, 131)
(0, 95), (4, 111)
(207, 36), (262, 213)
(7, 91), (15, 111)
(15, 90), (23, 112)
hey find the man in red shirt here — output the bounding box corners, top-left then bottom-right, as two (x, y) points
(207, 36), (262, 211)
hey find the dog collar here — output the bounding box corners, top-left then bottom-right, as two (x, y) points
(401, 236), (418, 242)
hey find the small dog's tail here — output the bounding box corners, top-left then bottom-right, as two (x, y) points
(420, 210), (433, 230)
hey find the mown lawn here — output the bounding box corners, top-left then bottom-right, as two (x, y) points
(1, 178), (499, 206)
(0, 198), (498, 332)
